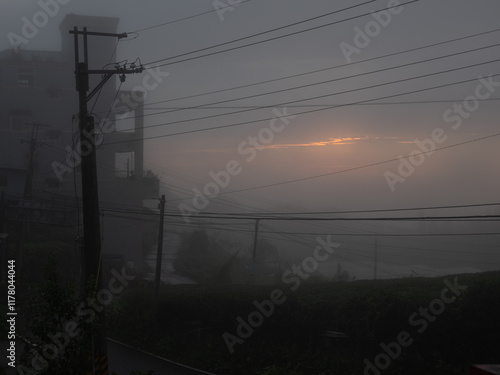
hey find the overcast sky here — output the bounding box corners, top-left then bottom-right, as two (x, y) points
(2, 0), (500, 276)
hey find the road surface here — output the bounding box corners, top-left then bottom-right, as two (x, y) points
(107, 338), (216, 375)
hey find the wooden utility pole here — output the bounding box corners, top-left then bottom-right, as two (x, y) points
(251, 219), (260, 284)
(17, 122), (48, 282)
(0, 192), (7, 283)
(155, 194), (166, 298)
(21, 122), (49, 199)
(22, 124), (37, 200)
(70, 26), (142, 375)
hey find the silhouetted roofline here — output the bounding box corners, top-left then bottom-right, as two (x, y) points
(59, 13), (120, 33)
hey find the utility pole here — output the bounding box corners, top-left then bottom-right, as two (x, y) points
(17, 122), (49, 282)
(21, 122), (49, 200)
(251, 219), (260, 284)
(154, 194), (166, 298)
(0, 192), (7, 284)
(374, 238), (378, 280)
(70, 26), (142, 375)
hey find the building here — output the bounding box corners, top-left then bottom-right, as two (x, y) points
(0, 14), (159, 279)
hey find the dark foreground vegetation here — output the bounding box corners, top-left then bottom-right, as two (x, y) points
(3, 224), (498, 374)
(108, 271), (500, 375)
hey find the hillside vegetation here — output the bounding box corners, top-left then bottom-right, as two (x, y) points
(108, 271), (500, 375)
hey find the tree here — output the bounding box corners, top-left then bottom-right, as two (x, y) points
(174, 230), (220, 282)
(331, 263), (355, 282)
(19, 256), (96, 374)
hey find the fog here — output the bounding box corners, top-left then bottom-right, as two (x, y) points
(2, 0), (500, 282)
(4, 2), (500, 374)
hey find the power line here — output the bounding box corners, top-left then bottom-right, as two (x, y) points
(102, 211), (500, 238)
(259, 231), (500, 237)
(113, 43), (500, 123)
(128, 0), (256, 33)
(260, 221), (499, 256)
(144, 0), (421, 69)
(224, 202), (500, 216)
(144, 0), (385, 66)
(104, 119), (500, 213)
(45, 93), (500, 206)
(102, 209), (498, 272)
(259, 222), (410, 277)
(148, 125), (499, 204)
(125, 215), (408, 278)
(211, 132), (500, 196)
(63, 10), (500, 245)
(103, 71), (500, 144)
(43, 139), (301, 216)
(143, 160), (324, 216)
(101, 201), (500, 217)
(376, 242), (500, 255)
(103, 27), (500, 114)
(140, 98), (500, 110)
(100, 207), (500, 222)
(141, 163), (292, 214)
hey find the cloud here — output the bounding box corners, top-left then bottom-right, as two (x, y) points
(264, 136), (410, 149)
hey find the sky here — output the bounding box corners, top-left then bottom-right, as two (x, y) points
(2, 0), (500, 277)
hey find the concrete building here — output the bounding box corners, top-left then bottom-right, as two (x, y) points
(0, 14), (159, 279)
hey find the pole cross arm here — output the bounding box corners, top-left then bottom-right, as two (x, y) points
(87, 67), (144, 75)
(86, 67), (144, 102)
(69, 30), (128, 39)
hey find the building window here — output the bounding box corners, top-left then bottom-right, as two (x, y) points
(0, 175), (7, 188)
(17, 68), (34, 87)
(115, 151), (134, 178)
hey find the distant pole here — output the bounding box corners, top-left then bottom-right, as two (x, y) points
(155, 194), (166, 298)
(251, 219), (260, 283)
(374, 238), (378, 280)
